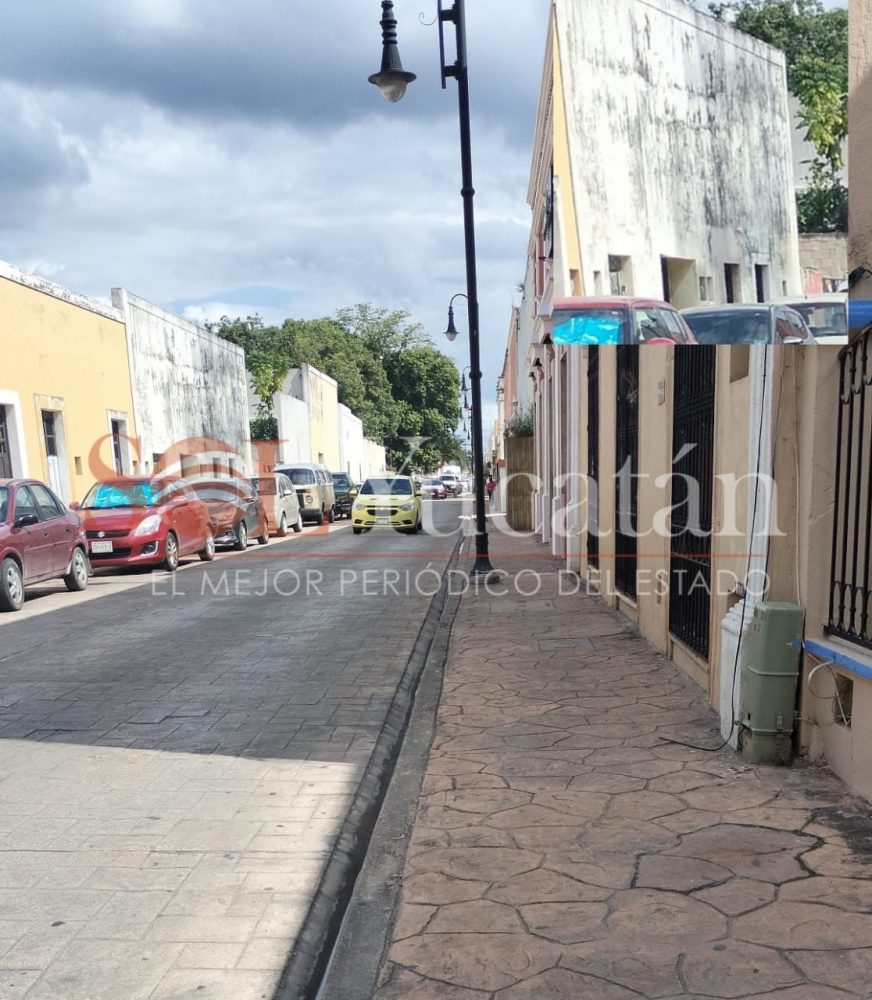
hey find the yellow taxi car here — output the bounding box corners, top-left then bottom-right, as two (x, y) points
(351, 476), (422, 535)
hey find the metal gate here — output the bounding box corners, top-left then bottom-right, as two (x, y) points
(669, 345), (716, 658)
(828, 331), (872, 649)
(615, 346), (639, 598)
(0, 407), (11, 478)
(587, 347), (599, 567)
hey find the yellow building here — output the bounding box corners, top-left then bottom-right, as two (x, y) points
(0, 260), (138, 503)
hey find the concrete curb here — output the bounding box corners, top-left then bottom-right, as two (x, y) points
(275, 536), (465, 1000)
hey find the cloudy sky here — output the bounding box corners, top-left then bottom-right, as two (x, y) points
(0, 0), (548, 428)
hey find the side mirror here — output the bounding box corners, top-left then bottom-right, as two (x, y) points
(14, 513), (39, 528)
(69, 501), (80, 511)
(349, 489), (359, 497)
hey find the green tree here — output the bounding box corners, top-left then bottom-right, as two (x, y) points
(213, 305), (465, 470)
(710, 0), (847, 232)
(384, 346), (461, 471)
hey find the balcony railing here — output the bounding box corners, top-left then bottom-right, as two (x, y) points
(828, 329), (872, 649)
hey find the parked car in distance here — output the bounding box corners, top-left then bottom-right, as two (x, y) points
(190, 478), (269, 550)
(331, 472), (359, 520)
(552, 297), (697, 345)
(773, 294), (848, 345)
(421, 478), (447, 499)
(252, 473), (303, 536)
(440, 473), (462, 496)
(682, 304), (816, 345)
(351, 476), (423, 535)
(276, 463), (336, 525)
(0, 479), (90, 612)
(74, 476), (214, 572)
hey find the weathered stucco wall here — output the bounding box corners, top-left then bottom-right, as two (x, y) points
(556, 0), (801, 304)
(112, 289), (250, 472)
(338, 404), (365, 481)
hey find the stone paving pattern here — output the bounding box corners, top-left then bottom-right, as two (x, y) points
(375, 535), (872, 1000)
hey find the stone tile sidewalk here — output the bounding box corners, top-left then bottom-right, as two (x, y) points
(374, 525), (872, 999)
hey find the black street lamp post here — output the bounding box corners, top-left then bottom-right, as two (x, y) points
(369, 0), (494, 575)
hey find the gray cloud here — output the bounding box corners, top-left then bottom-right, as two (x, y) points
(0, 1), (544, 147)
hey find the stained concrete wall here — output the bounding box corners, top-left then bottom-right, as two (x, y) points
(555, 0), (801, 304)
(112, 289), (250, 473)
(338, 404), (365, 481)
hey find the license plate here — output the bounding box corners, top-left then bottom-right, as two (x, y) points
(90, 540), (114, 554)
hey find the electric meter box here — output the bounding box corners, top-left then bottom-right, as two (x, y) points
(739, 602), (805, 765)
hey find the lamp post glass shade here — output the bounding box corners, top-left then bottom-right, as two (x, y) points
(369, 1), (417, 102)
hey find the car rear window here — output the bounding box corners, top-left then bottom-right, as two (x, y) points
(0, 486), (8, 522)
(82, 481), (158, 509)
(683, 310), (770, 345)
(553, 309), (628, 345)
(253, 478), (277, 496)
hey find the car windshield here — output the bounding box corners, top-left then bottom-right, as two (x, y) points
(252, 478), (276, 496)
(82, 481), (159, 509)
(684, 310), (770, 345)
(282, 468), (316, 486)
(361, 478), (413, 496)
(553, 309), (628, 345)
(424, 479), (442, 487)
(332, 474), (352, 489)
(0, 486), (8, 522)
(791, 303), (848, 337)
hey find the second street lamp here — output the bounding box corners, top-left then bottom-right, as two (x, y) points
(369, 0), (494, 575)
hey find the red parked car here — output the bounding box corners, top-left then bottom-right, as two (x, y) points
(74, 476), (214, 572)
(552, 297), (698, 345)
(0, 478), (90, 612)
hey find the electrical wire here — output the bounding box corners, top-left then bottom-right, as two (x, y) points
(661, 346), (770, 752)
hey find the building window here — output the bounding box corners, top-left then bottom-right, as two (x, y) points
(111, 419), (124, 475)
(755, 264), (769, 303)
(724, 263), (740, 303)
(699, 276), (714, 301)
(609, 255), (632, 295)
(42, 411), (58, 458)
(0, 406), (11, 479)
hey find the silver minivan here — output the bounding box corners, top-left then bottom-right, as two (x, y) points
(276, 463), (336, 525)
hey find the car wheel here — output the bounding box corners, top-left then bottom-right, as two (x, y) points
(164, 532), (180, 573)
(277, 514), (288, 537)
(314, 510), (324, 526)
(353, 527), (363, 535)
(199, 532), (216, 562)
(0, 557), (25, 612)
(293, 513), (303, 534)
(234, 522), (248, 551)
(63, 547), (90, 591)
(416, 518), (423, 533)
(325, 506), (334, 523)
(257, 528), (269, 545)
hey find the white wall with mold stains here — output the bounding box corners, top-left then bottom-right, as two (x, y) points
(112, 288), (251, 473)
(555, 0), (802, 305)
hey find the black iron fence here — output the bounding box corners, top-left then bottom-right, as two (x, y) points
(669, 346), (716, 659)
(828, 330), (872, 649)
(615, 346), (639, 598)
(587, 346), (599, 568)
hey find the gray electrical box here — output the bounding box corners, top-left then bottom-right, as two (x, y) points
(739, 602), (805, 765)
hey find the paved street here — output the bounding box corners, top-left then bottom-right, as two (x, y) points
(0, 500), (464, 1000)
(374, 523), (872, 1000)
